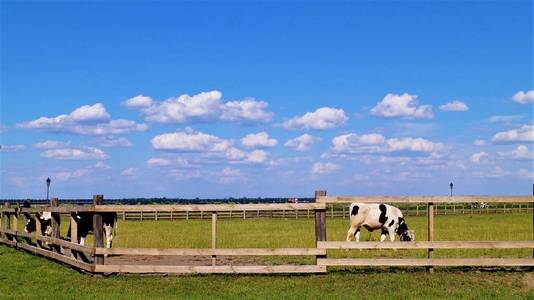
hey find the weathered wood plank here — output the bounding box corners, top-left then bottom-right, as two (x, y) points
(317, 241), (534, 249)
(317, 258), (534, 267)
(5, 230), (93, 254)
(93, 195), (104, 265)
(16, 241), (93, 272)
(93, 203), (326, 212)
(317, 196), (533, 203)
(93, 264), (327, 274)
(94, 247), (327, 256)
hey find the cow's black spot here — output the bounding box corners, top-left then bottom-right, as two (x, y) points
(363, 224), (374, 232)
(396, 217), (408, 234)
(351, 205), (359, 216)
(388, 219), (395, 227)
(378, 204), (388, 224)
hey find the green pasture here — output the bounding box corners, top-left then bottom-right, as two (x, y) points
(2, 213), (534, 299)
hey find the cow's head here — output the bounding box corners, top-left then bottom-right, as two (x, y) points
(396, 217), (415, 241)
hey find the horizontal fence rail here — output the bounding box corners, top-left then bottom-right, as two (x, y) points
(1, 190), (533, 275)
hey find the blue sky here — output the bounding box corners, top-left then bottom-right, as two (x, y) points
(1, 1), (532, 199)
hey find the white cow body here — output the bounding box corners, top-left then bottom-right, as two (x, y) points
(346, 203), (414, 242)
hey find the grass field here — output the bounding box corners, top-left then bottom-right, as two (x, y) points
(2, 212), (534, 299)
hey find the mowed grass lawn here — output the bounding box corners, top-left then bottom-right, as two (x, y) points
(2, 213), (534, 299)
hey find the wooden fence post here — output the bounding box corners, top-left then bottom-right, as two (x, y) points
(212, 212), (217, 266)
(50, 198), (61, 253)
(3, 202), (11, 241)
(532, 184), (533, 259)
(427, 202), (434, 273)
(93, 195), (104, 265)
(314, 190), (327, 262)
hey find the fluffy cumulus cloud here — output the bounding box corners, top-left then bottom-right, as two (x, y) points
(241, 132), (277, 148)
(512, 90), (534, 104)
(41, 146), (108, 160)
(370, 93), (433, 119)
(284, 134), (322, 151)
(439, 100), (469, 112)
(498, 145), (533, 161)
(311, 162), (339, 175)
(281, 107), (348, 130)
(330, 133), (443, 154)
(492, 124), (534, 143)
(150, 128), (268, 164)
(470, 152), (488, 163)
(17, 103), (147, 135)
(124, 91), (273, 124)
(122, 95), (154, 108)
(151, 129), (231, 152)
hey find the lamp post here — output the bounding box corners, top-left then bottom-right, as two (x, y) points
(449, 182), (453, 197)
(46, 177), (51, 201)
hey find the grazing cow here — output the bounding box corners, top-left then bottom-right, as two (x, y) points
(346, 203), (414, 242)
(66, 212), (117, 249)
(23, 201), (53, 237)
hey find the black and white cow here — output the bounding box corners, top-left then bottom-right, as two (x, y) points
(346, 203), (415, 242)
(23, 201), (53, 237)
(23, 201), (117, 249)
(66, 212), (117, 248)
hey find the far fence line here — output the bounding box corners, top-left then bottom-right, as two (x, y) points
(26, 202), (532, 221)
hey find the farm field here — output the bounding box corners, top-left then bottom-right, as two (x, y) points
(2, 212), (534, 299)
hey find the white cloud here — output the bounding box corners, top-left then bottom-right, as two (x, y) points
(0, 144), (26, 152)
(221, 99), (273, 123)
(244, 150), (267, 164)
(439, 100), (469, 112)
(147, 157), (172, 167)
(241, 132), (277, 148)
(151, 129), (231, 152)
(284, 134), (322, 151)
(492, 124), (534, 143)
(122, 95), (154, 108)
(17, 103), (147, 135)
(512, 90), (534, 104)
(94, 136), (132, 147)
(53, 168), (92, 182)
(128, 91), (273, 124)
(281, 107), (348, 130)
(33, 140), (70, 149)
(473, 139), (486, 146)
(151, 129), (269, 165)
(41, 146), (108, 160)
(330, 133), (443, 154)
(94, 162), (111, 169)
(121, 167), (137, 177)
(470, 152), (488, 163)
(311, 162), (339, 175)
(498, 145), (533, 161)
(370, 93), (433, 119)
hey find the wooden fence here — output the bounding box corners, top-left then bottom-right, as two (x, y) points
(1, 190), (533, 275)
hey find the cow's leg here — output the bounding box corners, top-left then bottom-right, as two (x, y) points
(388, 227), (396, 242)
(346, 225), (360, 242)
(79, 236), (86, 246)
(104, 224), (113, 249)
(380, 228), (387, 242)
